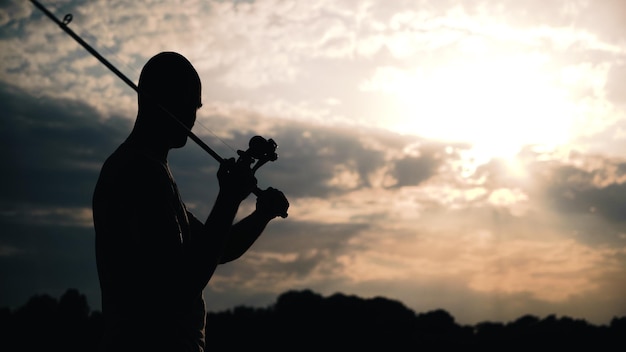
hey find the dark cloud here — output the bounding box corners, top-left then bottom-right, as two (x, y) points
(542, 164), (626, 245)
(218, 220), (369, 281)
(203, 220), (372, 313)
(0, 218), (99, 311)
(187, 121), (453, 199)
(257, 123), (452, 195)
(0, 83), (131, 208)
(173, 120), (402, 202)
(0, 81), (126, 310)
(0, 0), (32, 31)
(268, 125), (385, 195)
(458, 146), (626, 247)
(391, 151), (442, 188)
(255, 219), (368, 253)
(481, 152), (626, 246)
(543, 163), (626, 221)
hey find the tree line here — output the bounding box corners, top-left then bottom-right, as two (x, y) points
(1, 288), (624, 351)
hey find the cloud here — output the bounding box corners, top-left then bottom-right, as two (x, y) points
(0, 216), (99, 309)
(3, 0), (626, 326)
(0, 0), (32, 27)
(539, 162), (626, 244)
(0, 82), (130, 208)
(606, 62), (626, 105)
(391, 153), (441, 188)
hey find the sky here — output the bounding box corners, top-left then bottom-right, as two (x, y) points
(1, 0), (626, 326)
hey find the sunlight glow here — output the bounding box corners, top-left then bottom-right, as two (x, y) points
(362, 54), (577, 165)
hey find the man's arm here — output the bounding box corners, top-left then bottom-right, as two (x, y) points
(184, 158), (256, 292)
(218, 187), (289, 263)
(197, 158), (254, 247)
(218, 211), (271, 263)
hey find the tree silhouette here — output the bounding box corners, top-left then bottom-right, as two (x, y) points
(0, 289), (102, 352)
(0, 288), (624, 351)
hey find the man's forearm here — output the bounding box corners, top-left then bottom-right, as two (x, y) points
(182, 192), (242, 293)
(218, 211), (273, 263)
(204, 191), (241, 235)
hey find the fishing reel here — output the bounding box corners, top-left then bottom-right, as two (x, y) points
(236, 135), (278, 175)
(236, 136), (288, 218)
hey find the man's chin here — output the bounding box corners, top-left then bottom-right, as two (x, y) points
(172, 138), (188, 149)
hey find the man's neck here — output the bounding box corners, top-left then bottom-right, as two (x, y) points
(125, 125), (170, 162)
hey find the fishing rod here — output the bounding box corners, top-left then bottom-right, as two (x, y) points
(30, 0), (287, 217)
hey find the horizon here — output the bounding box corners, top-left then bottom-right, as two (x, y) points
(1, 0), (625, 327)
(7, 287), (626, 328)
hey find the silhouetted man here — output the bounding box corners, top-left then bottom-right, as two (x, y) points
(93, 51), (289, 352)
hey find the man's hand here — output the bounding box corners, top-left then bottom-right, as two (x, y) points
(217, 158), (257, 202)
(256, 187), (289, 219)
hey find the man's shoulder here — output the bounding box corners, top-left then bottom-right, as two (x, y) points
(103, 143), (162, 173)
(96, 144), (166, 193)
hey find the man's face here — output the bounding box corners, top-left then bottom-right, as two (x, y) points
(168, 91), (202, 149)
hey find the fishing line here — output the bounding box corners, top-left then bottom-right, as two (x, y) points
(38, 2), (238, 154)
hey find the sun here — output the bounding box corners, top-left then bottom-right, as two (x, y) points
(369, 53), (576, 165)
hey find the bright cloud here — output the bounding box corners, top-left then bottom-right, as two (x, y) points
(1, 0), (625, 326)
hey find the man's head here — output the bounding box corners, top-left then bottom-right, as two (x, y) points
(137, 52), (202, 148)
